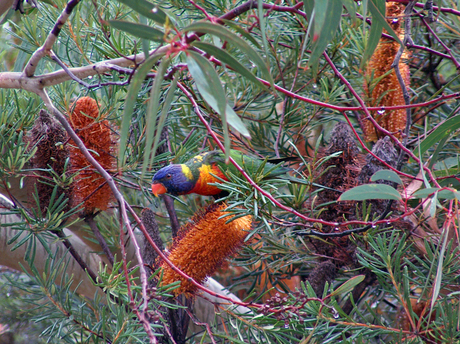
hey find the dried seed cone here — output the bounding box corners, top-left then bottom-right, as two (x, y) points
(27, 110), (71, 213)
(363, 2), (410, 142)
(160, 203), (252, 296)
(68, 97), (116, 214)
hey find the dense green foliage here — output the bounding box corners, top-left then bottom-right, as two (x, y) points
(1, 0), (460, 343)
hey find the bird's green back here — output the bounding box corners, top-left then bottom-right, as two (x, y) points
(211, 150), (291, 180)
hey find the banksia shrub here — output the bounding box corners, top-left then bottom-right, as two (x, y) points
(363, 2), (410, 142)
(27, 109), (71, 214)
(160, 203), (252, 296)
(68, 97), (116, 214)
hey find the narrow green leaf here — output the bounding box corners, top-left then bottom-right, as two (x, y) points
(431, 227), (449, 312)
(225, 104), (250, 139)
(361, 0), (385, 68)
(429, 193), (437, 217)
(313, 1), (328, 43)
(186, 50), (227, 124)
(329, 275), (365, 297)
(339, 184), (401, 201)
(308, 0), (343, 73)
(369, 0), (403, 45)
(108, 20), (165, 42)
(342, 0), (357, 23)
(370, 170), (403, 185)
(303, 0), (314, 21)
(437, 189), (457, 200)
(182, 22), (274, 86)
(152, 77), (178, 160)
(143, 58), (171, 176)
(139, 15), (151, 60)
(115, 0), (173, 26)
(119, 53), (164, 165)
(192, 41), (266, 89)
(186, 50), (250, 140)
(432, 157), (460, 170)
(415, 114), (460, 158)
(222, 20), (261, 48)
(412, 187), (439, 199)
(186, 50), (230, 157)
(257, 0), (271, 86)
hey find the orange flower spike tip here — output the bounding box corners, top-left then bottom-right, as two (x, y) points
(160, 203), (252, 296)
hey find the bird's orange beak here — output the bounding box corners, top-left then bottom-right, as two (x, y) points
(151, 183), (167, 197)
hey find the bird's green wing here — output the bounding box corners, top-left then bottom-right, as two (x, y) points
(210, 149), (290, 179)
(208, 150), (341, 192)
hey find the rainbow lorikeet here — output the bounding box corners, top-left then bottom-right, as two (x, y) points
(151, 150), (293, 197)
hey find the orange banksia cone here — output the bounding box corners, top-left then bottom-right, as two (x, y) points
(363, 2), (410, 142)
(160, 203), (252, 296)
(68, 97), (116, 214)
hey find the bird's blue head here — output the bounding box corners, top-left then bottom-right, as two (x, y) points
(151, 164), (196, 196)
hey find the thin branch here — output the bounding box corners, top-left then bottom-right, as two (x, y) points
(391, 0), (416, 144)
(417, 11), (460, 69)
(85, 214), (115, 266)
(50, 51), (131, 89)
(23, 0), (82, 77)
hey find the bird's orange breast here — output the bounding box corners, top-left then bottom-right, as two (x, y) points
(190, 163), (229, 196)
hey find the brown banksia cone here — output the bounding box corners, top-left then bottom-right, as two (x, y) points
(160, 203), (252, 296)
(68, 97), (116, 215)
(363, 2), (410, 142)
(27, 109), (71, 214)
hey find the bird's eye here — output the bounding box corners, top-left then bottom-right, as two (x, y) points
(166, 173), (172, 179)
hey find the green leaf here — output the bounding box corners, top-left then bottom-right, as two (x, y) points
(152, 77), (178, 162)
(370, 170), (403, 185)
(361, 0), (385, 68)
(192, 41), (266, 89)
(222, 20), (261, 48)
(369, 0), (403, 46)
(257, 0), (271, 87)
(412, 187), (439, 199)
(139, 15), (151, 60)
(108, 20), (165, 42)
(415, 114), (460, 158)
(118, 53), (164, 165)
(329, 275), (365, 297)
(437, 189), (457, 200)
(186, 51), (229, 159)
(342, 0), (357, 23)
(339, 184), (401, 201)
(182, 22), (273, 86)
(303, 1), (314, 21)
(412, 186), (460, 201)
(431, 228), (449, 312)
(115, 0), (173, 26)
(308, 0), (343, 73)
(433, 156), (460, 170)
(186, 51), (227, 122)
(225, 105), (250, 139)
(186, 50), (250, 140)
(429, 192), (437, 217)
(142, 57), (171, 176)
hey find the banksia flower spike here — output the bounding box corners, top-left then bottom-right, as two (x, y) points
(160, 203), (252, 296)
(27, 110), (71, 214)
(68, 97), (116, 215)
(363, 2), (410, 142)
